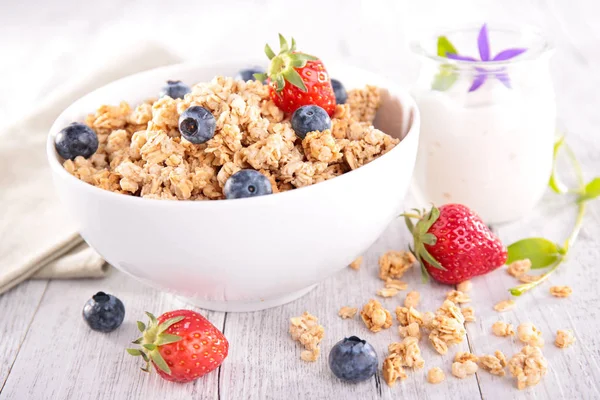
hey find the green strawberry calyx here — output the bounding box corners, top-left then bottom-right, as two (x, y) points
(403, 206), (447, 281)
(126, 312), (184, 375)
(254, 34), (318, 93)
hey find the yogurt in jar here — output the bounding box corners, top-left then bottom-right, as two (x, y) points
(411, 26), (556, 224)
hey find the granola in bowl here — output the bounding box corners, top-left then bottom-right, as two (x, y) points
(59, 76), (398, 200)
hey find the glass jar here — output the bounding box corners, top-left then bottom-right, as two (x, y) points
(410, 25), (555, 224)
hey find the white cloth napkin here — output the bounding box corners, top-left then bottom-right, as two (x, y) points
(0, 44), (180, 295)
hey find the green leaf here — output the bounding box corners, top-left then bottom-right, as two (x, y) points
(431, 66), (458, 91)
(126, 348), (142, 356)
(275, 75), (285, 91)
(278, 34), (289, 54)
(578, 177), (600, 202)
(417, 244), (446, 271)
(149, 350), (171, 375)
(137, 321), (146, 332)
(437, 36), (457, 57)
(264, 44), (276, 60)
(548, 135), (568, 194)
(157, 316), (185, 334)
(283, 68), (307, 92)
(404, 215), (415, 235)
(293, 53), (318, 62)
(131, 337), (143, 345)
(421, 233), (437, 246)
(145, 312), (158, 326)
(253, 73), (267, 82)
(290, 37), (297, 52)
(506, 238), (562, 269)
(156, 333), (182, 346)
(143, 344), (157, 351)
(140, 352), (149, 363)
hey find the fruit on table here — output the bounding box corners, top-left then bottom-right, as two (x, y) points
(404, 204), (507, 284)
(224, 169), (273, 199)
(329, 336), (378, 383)
(291, 105), (332, 139)
(255, 34), (336, 116)
(82, 291), (125, 333)
(331, 79), (347, 105)
(235, 67), (265, 82)
(54, 122), (99, 160)
(159, 80), (191, 99)
(178, 106), (216, 144)
(127, 309), (228, 383)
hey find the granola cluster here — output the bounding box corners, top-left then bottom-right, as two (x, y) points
(378, 251), (415, 280)
(492, 320), (515, 337)
(479, 351), (507, 376)
(508, 345), (548, 390)
(555, 329), (576, 348)
(360, 299), (393, 332)
(63, 78), (398, 200)
(427, 367), (446, 384)
(428, 300), (467, 355)
(289, 312), (325, 362)
(451, 352), (479, 379)
(517, 322), (545, 347)
(549, 285), (572, 298)
(382, 337), (424, 386)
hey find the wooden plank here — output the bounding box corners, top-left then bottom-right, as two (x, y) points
(0, 270), (225, 400)
(0, 280), (48, 389)
(219, 215), (482, 400)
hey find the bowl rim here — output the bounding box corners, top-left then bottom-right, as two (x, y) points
(46, 61), (420, 209)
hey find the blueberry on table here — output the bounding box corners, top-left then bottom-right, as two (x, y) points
(178, 106), (216, 144)
(331, 79), (348, 104)
(159, 80), (191, 99)
(54, 122), (98, 160)
(329, 336), (378, 383)
(291, 105), (332, 139)
(82, 292), (125, 333)
(224, 169), (273, 199)
(235, 67), (266, 82)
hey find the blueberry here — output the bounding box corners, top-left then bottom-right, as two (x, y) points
(329, 336), (378, 383)
(54, 123), (98, 160)
(224, 169), (273, 199)
(82, 292), (125, 333)
(178, 106), (216, 144)
(331, 79), (347, 104)
(235, 67), (265, 82)
(291, 105), (332, 139)
(159, 80), (191, 99)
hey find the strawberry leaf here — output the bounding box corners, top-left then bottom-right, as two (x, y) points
(418, 244), (446, 271)
(283, 68), (307, 92)
(126, 348), (142, 356)
(278, 33), (289, 54)
(137, 321), (146, 332)
(157, 316), (185, 334)
(156, 334), (182, 346)
(404, 215), (415, 235)
(421, 233), (437, 245)
(149, 350), (171, 375)
(264, 44), (276, 60)
(131, 337), (143, 345)
(578, 177), (600, 202)
(253, 73), (267, 82)
(143, 344), (157, 351)
(506, 238), (562, 269)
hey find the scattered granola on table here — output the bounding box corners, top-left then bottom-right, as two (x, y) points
(479, 351), (507, 376)
(376, 287), (400, 298)
(388, 337), (425, 370)
(382, 355), (407, 387)
(508, 345), (548, 390)
(427, 367), (446, 384)
(378, 250), (415, 280)
(349, 256), (363, 270)
(493, 299), (515, 312)
(62, 78), (399, 200)
(289, 312), (324, 362)
(338, 306), (358, 319)
(404, 291), (420, 308)
(451, 359), (478, 379)
(446, 290), (471, 304)
(429, 300), (466, 355)
(456, 280), (472, 293)
(395, 306), (424, 327)
(519, 274), (542, 283)
(461, 306), (475, 322)
(398, 322), (421, 339)
(507, 259), (532, 278)
(360, 299), (393, 332)
(384, 278), (408, 291)
(555, 329), (576, 348)
(549, 285), (573, 298)
(517, 322), (545, 347)
(492, 321), (515, 337)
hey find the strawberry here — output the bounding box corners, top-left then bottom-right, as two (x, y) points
(255, 34), (336, 116)
(404, 204), (507, 284)
(127, 309), (228, 383)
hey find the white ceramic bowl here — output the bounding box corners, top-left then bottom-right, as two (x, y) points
(47, 62), (420, 312)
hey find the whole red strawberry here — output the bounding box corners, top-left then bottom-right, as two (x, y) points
(127, 310), (228, 383)
(405, 204), (507, 284)
(255, 34), (336, 116)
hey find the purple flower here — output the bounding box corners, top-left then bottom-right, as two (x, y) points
(444, 24), (527, 92)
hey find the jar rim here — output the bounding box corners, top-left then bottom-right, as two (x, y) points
(410, 24), (554, 68)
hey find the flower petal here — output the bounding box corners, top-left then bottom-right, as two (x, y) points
(468, 74), (487, 92)
(478, 24), (490, 61)
(493, 48), (528, 61)
(496, 73), (512, 88)
(445, 53), (478, 62)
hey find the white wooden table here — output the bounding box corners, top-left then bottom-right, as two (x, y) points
(1, 1), (600, 399)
